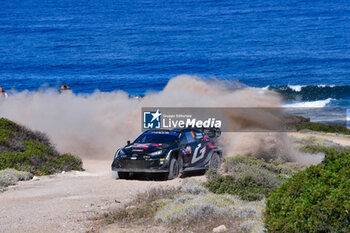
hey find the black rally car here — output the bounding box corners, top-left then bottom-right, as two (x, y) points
(111, 128), (222, 180)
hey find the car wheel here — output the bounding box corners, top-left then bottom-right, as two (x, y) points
(167, 158), (179, 180)
(209, 153), (221, 169)
(118, 172), (130, 179)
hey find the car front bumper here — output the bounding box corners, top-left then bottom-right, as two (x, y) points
(111, 158), (169, 173)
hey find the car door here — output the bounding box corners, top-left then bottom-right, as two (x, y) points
(189, 131), (208, 166)
(180, 131), (207, 167)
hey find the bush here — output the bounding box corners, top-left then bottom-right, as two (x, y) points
(264, 151), (350, 232)
(205, 156), (299, 201)
(300, 144), (350, 154)
(223, 156), (296, 186)
(180, 179), (208, 195)
(104, 187), (180, 224)
(293, 135), (348, 152)
(206, 175), (270, 201)
(101, 181), (266, 232)
(0, 118), (55, 154)
(296, 122), (350, 135)
(155, 193), (236, 224)
(0, 168), (33, 190)
(0, 118), (82, 175)
(0, 141), (82, 175)
(240, 220), (258, 233)
(154, 191), (264, 232)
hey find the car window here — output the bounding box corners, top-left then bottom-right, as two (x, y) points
(194, 131), (203, 140)
(179, 133), (187, 144)
(179, 131), (197, 145)
(185, 132), (196, 144)
(135, 131), (178, 144)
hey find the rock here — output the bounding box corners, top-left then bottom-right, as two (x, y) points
(213, 225), (227, 233)
(284, 114), (310, 127)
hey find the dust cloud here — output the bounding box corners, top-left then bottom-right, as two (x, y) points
(0, 75), (315, 163)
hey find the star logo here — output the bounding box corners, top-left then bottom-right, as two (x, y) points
(151, 109), (162, 122)
(143, 109), (162, 129)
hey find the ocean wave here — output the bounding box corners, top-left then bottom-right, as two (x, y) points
(282, 98), (334, 108)
(267, 84), (350, 101)
(287, 85), (305, 92)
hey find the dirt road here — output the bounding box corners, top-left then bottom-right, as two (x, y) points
(0, 160), (186, 233)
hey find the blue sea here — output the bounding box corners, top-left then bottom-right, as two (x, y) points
(1, 0), (350, 107)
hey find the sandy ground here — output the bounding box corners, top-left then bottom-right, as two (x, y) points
(0, 160), (192, 233)
(0, 132), (349, 233)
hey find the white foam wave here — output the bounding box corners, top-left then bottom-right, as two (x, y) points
(288, 85), (304, 92)
(317, 84), (336, 88)
(283, 98), (334, 108)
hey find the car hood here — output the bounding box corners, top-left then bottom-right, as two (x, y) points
(123, 143), (167, 154)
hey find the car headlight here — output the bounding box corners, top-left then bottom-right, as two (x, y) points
(149, 150), (163, 156)
(114, 149), (124, 159)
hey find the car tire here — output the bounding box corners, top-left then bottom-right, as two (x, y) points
(209, 153), (221, 169)
(117, 172), (130, 179)
(167, 158), (179, 180)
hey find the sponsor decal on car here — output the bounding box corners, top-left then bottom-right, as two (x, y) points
(131, 143), (162, 150)
(183, 145), (192, 155)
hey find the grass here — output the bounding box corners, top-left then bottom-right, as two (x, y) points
(0, 118), (83, 175)
(295, 122), (350, 135)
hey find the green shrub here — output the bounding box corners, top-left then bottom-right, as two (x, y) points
(0, 118), (54, 154)
(0, 118), (83, 175)
(223, 156), (297, 184)
(296, 122), (350, 135)
(0, 142), (82, 175)
(264, 151), (350, 232)
(206, 175), (270, 201)
(205, 156), (299, 201)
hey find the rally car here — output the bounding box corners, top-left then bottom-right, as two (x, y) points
(111, 128), (222, 180)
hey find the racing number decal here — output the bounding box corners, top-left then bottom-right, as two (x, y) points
(191, 143), (206, 164)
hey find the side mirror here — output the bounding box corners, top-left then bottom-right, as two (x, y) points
(127, 140), (131, 146)
(207, 130), (216, 138)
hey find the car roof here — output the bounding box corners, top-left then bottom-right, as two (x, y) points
(146, 128), (202, 134)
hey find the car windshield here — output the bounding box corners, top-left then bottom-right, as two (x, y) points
(134, 131), (178, 144)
